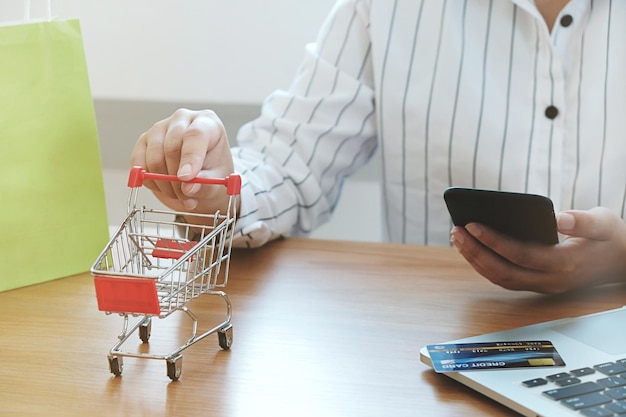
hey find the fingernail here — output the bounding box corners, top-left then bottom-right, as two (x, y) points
(557, 212), (575, 232)
(183, 198), (198, 210)
(465, 223), (482, 237)
(450, 228), (464, 243)
(178, 163), (192, 178)
(450, 234), (463, 252)
(187, 183), (201, 195)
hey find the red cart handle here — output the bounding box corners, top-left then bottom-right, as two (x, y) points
(128, 166), (241, 195)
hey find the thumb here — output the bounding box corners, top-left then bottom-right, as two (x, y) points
(556, 207), (616, 241)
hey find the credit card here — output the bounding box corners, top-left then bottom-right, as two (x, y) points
(426, 340), (565, 373)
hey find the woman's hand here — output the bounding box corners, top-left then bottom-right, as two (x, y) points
(450, 207), (626, 294)
(130, 108), (237, 222)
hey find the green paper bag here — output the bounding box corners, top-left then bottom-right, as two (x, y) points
(0, 18), (110, 292)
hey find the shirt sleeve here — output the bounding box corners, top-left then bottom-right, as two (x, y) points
(230, 0), (378, 248)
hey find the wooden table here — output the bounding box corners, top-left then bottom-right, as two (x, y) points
(2, 237), (626, 416)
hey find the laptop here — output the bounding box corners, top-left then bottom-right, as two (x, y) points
(420, 306), (626, 417)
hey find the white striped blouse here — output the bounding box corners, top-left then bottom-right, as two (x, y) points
(230, 0), (626, 248)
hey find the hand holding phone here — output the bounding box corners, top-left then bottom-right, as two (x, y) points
(444, 187), (559, 245)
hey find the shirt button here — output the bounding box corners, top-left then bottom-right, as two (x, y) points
(560, 15), (573, 27)
(545, 105), (559, 120)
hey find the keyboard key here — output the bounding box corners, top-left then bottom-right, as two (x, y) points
(605, 399), (626, 414)
(605, 386), (626, 400)
(562, 392), (611, 410)
(522, 378), (547, 388)
(544, 381), (605, 401)
(556, 377), (582, 387)
(598, 376), (626, 388)
(581, 406), (615, 417)
(595, 362), (626, 375)
(571, 367), (596, 377)
(547, 372), (572, 381)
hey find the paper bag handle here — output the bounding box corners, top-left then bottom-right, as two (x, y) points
(24, 0), (52, 21)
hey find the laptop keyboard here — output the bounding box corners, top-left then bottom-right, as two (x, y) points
(523, 359), (626, 416)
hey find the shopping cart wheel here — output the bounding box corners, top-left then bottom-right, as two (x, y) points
(218, 324), (233, 350)
(108, 355), (123, 376)
(139, 317), (152, 343)
(166, 355), (183, 381)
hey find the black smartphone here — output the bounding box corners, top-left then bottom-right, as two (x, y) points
(443, 187), (559, 245)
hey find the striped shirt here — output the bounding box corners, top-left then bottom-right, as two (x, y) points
(230, 0), (626, 248)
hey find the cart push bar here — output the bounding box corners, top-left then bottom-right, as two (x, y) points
(127, 165), (242, 194)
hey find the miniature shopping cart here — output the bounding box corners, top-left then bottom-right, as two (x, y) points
(91, 166), (241, 380)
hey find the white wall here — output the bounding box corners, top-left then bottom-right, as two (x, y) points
(3, 0), (336, 103)
(2, 0), (383, 242)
